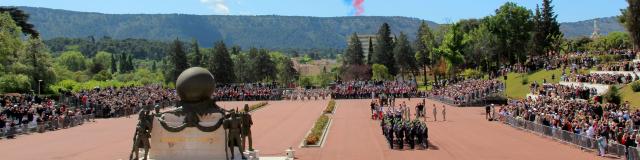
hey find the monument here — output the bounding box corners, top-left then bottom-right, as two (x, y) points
(130, 67), (254, 160)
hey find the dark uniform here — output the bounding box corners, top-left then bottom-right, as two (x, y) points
(224, 112), (246, 159)
(395, 122), (404, 149)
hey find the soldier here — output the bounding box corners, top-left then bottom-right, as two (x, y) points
(394, 121), (404, 149)
(405, 121), (415, 149)
(224, 110), (246, 159)
(385, 120), (394, 149)
(442, 105), (446, 121)
(432, 104), (437, 122)
(422, 122), (429, 149)
(241, 104), (254, 151)
(130, 110), (152, 160)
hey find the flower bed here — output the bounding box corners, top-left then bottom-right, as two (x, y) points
(323, 100), (336, 114)
(248, 101), (269, 112)
(304, 114), (330, 145)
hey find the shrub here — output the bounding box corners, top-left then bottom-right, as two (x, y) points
(631, 81), (640, 92)
(521, 76), (529, 85)
(604, 86), (622, 105)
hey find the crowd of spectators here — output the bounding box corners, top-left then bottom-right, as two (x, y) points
(597, 61), (640, 72)
(499, 95), (639, 157)
(212, 83), (281, 101)
(562, 73), (638, 85)
(427, 79), (504, 105)
(69, 85), (177, 118)
(330, 80), (418, 99)
(1, 94), (94, 138)
(529, 82), (597, 100)
(282, 88), (330, 101)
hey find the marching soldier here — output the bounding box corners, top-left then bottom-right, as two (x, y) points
(394, 121), (404, 149)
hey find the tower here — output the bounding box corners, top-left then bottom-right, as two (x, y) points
(590, 19), (600, 39)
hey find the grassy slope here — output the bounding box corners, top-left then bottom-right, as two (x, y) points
(500, 69), (563, 99)
(621, 84), (640, 108)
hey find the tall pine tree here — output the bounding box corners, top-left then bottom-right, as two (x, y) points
(372, 23), (397, 75)
(541, 0), (561, 53)
(345, 33), (365, 65)
(415, 21), (436, 86)
(367, 37), (374, 65)
(210, 41), (236, 84)
(191, 39), (202, 67)
(169, 38), (189, 82)
(393, 32), (417, 79)
(620, 0), (640, 49)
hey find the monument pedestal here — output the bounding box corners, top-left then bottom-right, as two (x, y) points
(148, 114), (227, 160)
(243, 150), (259, 160)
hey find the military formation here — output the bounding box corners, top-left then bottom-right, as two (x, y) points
(381, 113), (429, 150)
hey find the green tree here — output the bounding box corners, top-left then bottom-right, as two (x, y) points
(372, 23), (397, 75)
(234, 53), (250, 83)
(93, 51), (112, 71)
(486, 2), (533, 65)
(393, 32), (417, 79)
(463, 23), (498, 72)
(620, 0), (640, 48)
(367, 37), (374, 64)
(0, 13), (23, 71)
(0, 7), (39, 37)
(0, 74), (31, 93)
(22, 37), (56, 92)
(437, 24), (466, 76)
(253, 49), (277, 81)
(168, 38), (189, 82)
(57, 51), (87, 71)
(345, 33), (365, 65)
(210, 41), (236, 84)
(415, 21), (437, 86)
(190, 39), (202, 67)
(110, 52), (117, 73)
(371, 64), (392, 81)
(277, 57), (299, 86)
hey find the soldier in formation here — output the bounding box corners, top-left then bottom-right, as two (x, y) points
(381, 113), (429, 150)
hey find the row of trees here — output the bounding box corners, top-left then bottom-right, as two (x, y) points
(341, 0), (640, 86)
(166, 39), (300, 86)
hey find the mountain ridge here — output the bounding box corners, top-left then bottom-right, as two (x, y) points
(8, 6), (627, 49)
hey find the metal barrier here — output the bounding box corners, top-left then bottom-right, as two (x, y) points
(1, 114), (95, 139)
(499, 115), (639, 159)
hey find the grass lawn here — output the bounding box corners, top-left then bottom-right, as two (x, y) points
(621, 83), (640, 109)
(500, 69), (564, 99)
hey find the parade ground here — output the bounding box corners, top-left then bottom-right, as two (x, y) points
(0, 99), (608, 160)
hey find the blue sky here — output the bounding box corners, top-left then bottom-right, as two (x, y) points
(1, 0), (628, 23)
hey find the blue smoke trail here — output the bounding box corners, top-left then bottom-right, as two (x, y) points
(342, 0), (355, 16)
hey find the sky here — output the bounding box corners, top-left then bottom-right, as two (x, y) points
(0, 0), (629, 23)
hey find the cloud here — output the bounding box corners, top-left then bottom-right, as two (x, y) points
(200, 0), (230, 14)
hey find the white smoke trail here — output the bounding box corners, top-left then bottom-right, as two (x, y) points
(200, 0), (230, 14)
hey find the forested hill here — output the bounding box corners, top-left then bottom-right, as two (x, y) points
(559, 16), (625, 38)
(17, 7), (435, 49)
(14, 7), (625, 49)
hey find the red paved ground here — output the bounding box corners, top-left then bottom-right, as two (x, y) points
(0, 99), (611, 160)
(296, 99), (608, 160)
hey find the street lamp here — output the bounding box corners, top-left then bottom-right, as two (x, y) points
(38, 80), (43, 96)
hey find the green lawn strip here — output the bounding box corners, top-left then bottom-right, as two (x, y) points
(500, 69), (564, 99)
(621, 84), (640, 109)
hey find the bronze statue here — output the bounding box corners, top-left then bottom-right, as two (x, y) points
(224, 110), (246, 159)
(130, 110), (153, 160)
(241, 104), (254, 151)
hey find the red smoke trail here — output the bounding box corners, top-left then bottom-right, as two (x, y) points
(354, 0), (365, 16)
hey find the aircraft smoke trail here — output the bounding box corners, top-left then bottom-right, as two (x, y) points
(353, 0), (364, 16)
(342, 0), (365, 16)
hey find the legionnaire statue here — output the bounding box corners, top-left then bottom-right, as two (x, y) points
(130, 110), (153, 160)
(241, 104), (254, 151)
(224, 110), (246, 159)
